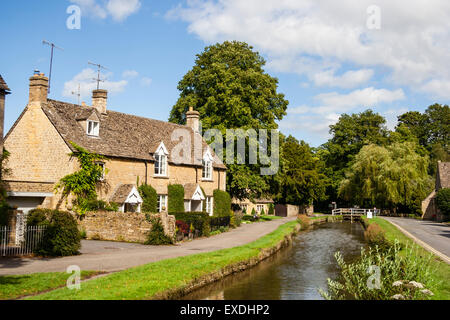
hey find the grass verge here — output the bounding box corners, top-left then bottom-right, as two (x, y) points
(362, 217), (450, 300)
(0, 271), (100, 300)
(28, 220), (300, 300)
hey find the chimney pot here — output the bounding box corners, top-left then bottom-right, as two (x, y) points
(28, 72), (48, 106)
(186, 107), (200, 133)
(92, 89), (108, 114)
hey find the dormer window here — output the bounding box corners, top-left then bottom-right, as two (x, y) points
(202, 149), (213, 181)
(154, 142), (169, 177)
(87, 120), (99, 136)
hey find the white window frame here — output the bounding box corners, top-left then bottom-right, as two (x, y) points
(87, 120), (99, 136)
(257, 204), (264, 213)
(205, 197), (213, 216)
(157, 195), (167, 213)
(202, 149), (213, 181)
(96, 162), (106, 181)
(154, 142), (169, 177)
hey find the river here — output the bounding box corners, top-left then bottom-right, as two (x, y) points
(182, 221), (366, 300)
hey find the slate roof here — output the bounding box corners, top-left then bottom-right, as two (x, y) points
(437, 162), (450, 189)
(40, 99), (226, 169)
(0, 75), (11, 93)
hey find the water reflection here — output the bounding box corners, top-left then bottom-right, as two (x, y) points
(182, 221), (366, 300)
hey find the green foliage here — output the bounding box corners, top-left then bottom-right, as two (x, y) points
(169, 41), (288, 200)
(74, 198), (118, 214)
(436, 188), (450, 216)
(209, 215), (231, 231)
(138, 184), (158, 213)
(36, 210), (81, 257)
(339, 142), (431, 212)
(26, 209), (52, 227)
(0, 199), (10, 226)
(173, 212), (210, 237)
(251, 208), (256, 216)
(268, 203), (274, 215)
(0, 148), (11, 179)
(213, 189), (231, 217)
(364, 223), (391, 249)
(168, 184), (185, 213)
(145, 215), (173, 245)
(260, 208), (265, 216)
(275, 136), (328, 205)
(55, 143), (106, 215)
(320, 242), (437, 300)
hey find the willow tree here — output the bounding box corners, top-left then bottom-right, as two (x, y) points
(339, 142), (432, 213)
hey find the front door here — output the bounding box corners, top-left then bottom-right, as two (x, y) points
(190, 200), (202, 212)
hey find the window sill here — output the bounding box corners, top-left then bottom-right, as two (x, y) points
(201, 178), (214, 182)
(154, 175), (169, 179)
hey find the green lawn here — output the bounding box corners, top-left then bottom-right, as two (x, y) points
(0, 271), (100, 300)
(28, 220), (300, 300)
(363, 217), (450, 300)
(259, 215), (282, 221)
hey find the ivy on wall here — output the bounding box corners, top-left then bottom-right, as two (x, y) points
(139, 184), (158, 213)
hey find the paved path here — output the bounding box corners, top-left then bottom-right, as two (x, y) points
(381, 217), (450, 263)
(0, 217), (296, 276)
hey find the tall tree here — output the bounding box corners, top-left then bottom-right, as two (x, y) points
(275, 136), (328, 205)
(169, 41), (289, 199)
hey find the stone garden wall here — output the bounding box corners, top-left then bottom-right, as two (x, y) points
(77, 211), (176, 243)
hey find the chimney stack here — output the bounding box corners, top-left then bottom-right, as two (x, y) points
(186, 106), (200, 133)
(28, 71), (48, 106)
(92, 89), (107, 114)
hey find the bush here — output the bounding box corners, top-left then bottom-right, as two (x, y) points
(364, 223), (391, 249)
(268, 203), (274, 215)
(251, 208), (256, 216)
(173, 212), (210, 236)
(74, 198), (118, 213)
(27, 209), (53, 227)
(320, 242), (437, 300)
(436, 188), (450, 216)
(0, 200), (11, 226)
(260, 208), (265, 216)
(210, 216), (231, 231)
(139, 184), (158, 213)
(242, 214), (259, 222)
(297, 214), (310, 229)
(37, 210), (81, 257)
(213, 190), (231, 217)
(168, 184), (185, 213)
(145, 216), (173, 245)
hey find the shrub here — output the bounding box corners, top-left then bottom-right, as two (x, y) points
(0, 201), (11, 226)
(27, 209), (53, 227)
(251, 208), (256, 216)
(268, 203), (274, 215)
(213, 190), (231, 217)
(297, 214), (310, 229)
(173, 212), (210, 236)
(320, 242), (437, 300)
(364, 223), (391, 249)
(37, 210), (81, 257)
(168, 184), (185, 213)
(74, 198), (118, 214)
(145, 216), (173, 245)
(436, 188), (450, 216)
(260, 208), (266, 216)
(242, 214), (259, 222)
(210, 216), (231, 231)
(139, 184), (158, 213)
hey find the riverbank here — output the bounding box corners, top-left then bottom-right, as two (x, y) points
(361, 217), (450, 300)
(26, 219), (304, 300)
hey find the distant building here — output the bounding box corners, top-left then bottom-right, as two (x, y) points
(422, 161), (449, 221)
(3, 72), (227, 214)
(233, 198), (274, 215)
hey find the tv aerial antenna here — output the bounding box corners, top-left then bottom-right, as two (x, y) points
(42, 40), (64, 94)
(71, 83), (81, 105)
(88, 61), (109, 90)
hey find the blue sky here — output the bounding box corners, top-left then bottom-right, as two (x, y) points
(1, 0), (449, 147)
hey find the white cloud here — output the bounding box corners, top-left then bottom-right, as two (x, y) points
(63, 68), (128, 101)
(168, 0), (450, 89)
(71, 0), (141, 21)
(122, 69), (139, 78)
(312, 69), (374, 89)
(383, 108), (409, 130)
(420, 79), (450, 100)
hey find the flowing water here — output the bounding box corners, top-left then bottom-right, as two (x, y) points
(182, 221), (366, 300)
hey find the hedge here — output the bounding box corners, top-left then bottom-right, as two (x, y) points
(173, 212), (210, 237)
(168, 184), (185, 213)
(209, 216), (231, 231)
(139, 184), (158, 213)
(268, 203), (274, 215)
(436, 188), (450, 216)
(213, 189), (231, 217)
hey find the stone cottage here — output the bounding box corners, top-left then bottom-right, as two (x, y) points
(422, 161), (449, 221)
(3, 72), (227, 215)
(233, 198), (274, 215)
